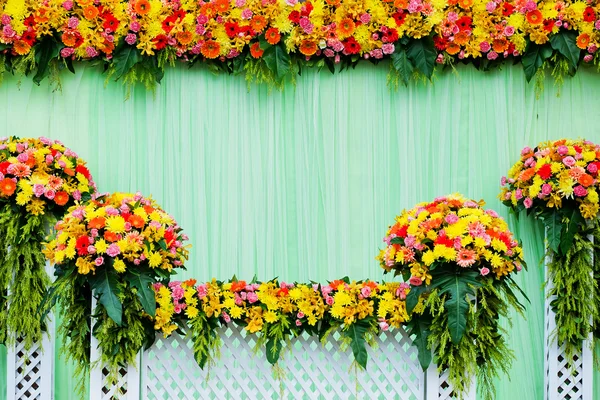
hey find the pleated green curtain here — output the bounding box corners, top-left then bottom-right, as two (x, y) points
(0, 63), (599, 399)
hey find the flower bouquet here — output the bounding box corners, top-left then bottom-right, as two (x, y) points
(377, 194), (527, 399)
(500, 139), (600, 362)
(43, 192), (189, 387)
(0, 136), (95, 349)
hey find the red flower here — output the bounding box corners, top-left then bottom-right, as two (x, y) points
(573, 145), (582, 153)
(277, 287), (289, 297)
(21, 29), (36, 45)
(162, 16), (177, 33)
(76, 236), (90, 256)
(383, 28), (398, 43)
(102, 13), (120, 31)
(153, 34), (168, 50)
(543, 19), (554, 32)
(0, 161), (10, 175)
(231, 280), (247, 292)
(301, 2), (313, 17)
(456, 16), (472, 31)
(75, 164), (91, 179)
(343, 37), (361, 54)
(536, 164), (552, 180)
(502, 2), (514, 16)
(390, 224), (408, 238)
(164, 229), (176, 247)
(434, 35), (448, 50)
(583, 7), (596, 22)
(392, 11), (406, 27)
(434, 234), (454, 248)
(224, 22), (239, 38)
(288, 10), (300, 23)
(23, 15), (36, 28)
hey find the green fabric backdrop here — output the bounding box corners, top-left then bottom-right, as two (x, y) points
(0, 63), (599, 399)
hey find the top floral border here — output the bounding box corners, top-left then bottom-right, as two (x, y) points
(0, 0), (598, 88)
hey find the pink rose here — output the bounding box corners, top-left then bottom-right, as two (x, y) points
(379, 321), (389, 331)
(326, 296), (334, 305)
(360, 286), (372, 298)
(574, 185), (588, 197)
(563, 156), (576, 167)
(523, 197), (533, 209)
(557, 145), (569, 156)
(296, 319), (302, 326)
(409, 276), (423, 286)
(480, 267), (490, 276)
(106, 243), (120, 257)
(94, 256), (104, 266)
(222, 312), (231, 323)
(197, 284), (208, 299)
(247, 292), (258, 303)
(297, 312), (305, 319)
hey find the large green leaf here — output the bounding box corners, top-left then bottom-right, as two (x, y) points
(33, 36), (60, 85)
(543, 210), (562, 254)
(112, 44), (141, 80)
(266, 337), (282, 365)
(347, 321), (369, 369)
(559, 208), (584, 255)
(126, 269), (156, 317)
(406, 37), (437, 79)
(433, 270), (481, 345)
(89, 267), (123, 326)
(263, 44), (291, 81)
(521, 43), (553, 82)
(406, 314), (432, 370)
(550, 31), (580, 69)
(391, 47), (414, 86)
(406, 285), (428, 314)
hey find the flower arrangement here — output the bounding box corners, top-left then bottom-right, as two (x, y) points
(42, 191), (189, 389)
(377, 193), (527, 399)
(501, 139), (600, 365)
(0, 0), (598, 88)
(0, 136), (95, 349)
(152, 277), (410, 369)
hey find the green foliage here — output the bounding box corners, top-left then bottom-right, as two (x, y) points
(262, 44), (292, 82)
(406, 37), (437, 79)
(391, 47), (414, 87)
(127, 268), (157, 317)
(549, 31), (580, 70)
(406, 313), (432, 370)
(521, 42), (552, 82)
(190, 314), (221, 369)
(89, 265), (123, 326)
(345, 320), (370, 369)
(33, 36), (60, 85)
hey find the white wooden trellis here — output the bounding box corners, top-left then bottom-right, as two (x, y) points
(90, 323), (475, 400)
(544, 234), (595, 400)
(5, 261), (55, 400)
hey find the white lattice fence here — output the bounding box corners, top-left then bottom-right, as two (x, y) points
(544, 235), (595, 400)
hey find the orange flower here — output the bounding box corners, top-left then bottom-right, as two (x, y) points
(454, 32), (469, 46)
(250, 15), (267, 33)
(231, 280), (247, 292)
(0, 178), (16, 196)
(199, 3), (216, 18)
(214, 0), (229, 13)
(578, 174), (594, 187)
(13, 40), (31, 55)
(134, 0), (151, 15)
(458, 0), (473, 8)
(83, 6), (99, 20)
(337, 18), (355, 38)
(519, 167), (536, 182)
(54, 191), (69, 206)
(62, 31), (78, 47)
(143, 205), (155, 214)
(394, 0), (408, 7)
(526, 10), (543, 25)
(129, 214), (145, 229)
(250, 42), (264, 58)
(326, 0), (341, 5)
(492, 38), (508, 53)
(184, 278), (197, 287)
(329, 280), (346, 290)
(576, 33), (590, 50)
(201, 40), (220, 59)
(177, 31), (194, 46)
(299, 40), (317, 56)
(446, 42), (461, 55)
(63, 167), (75, 176)
(104, 231), (119, 242)
(88, 217), (106, 229)
(34, 8), (49, 23)
(265, 28), (280, 45)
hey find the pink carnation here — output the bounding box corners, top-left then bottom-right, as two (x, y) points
(523, 197), (533, 209)
(222, 312), (231, 323)
(541, 184), (552, 195)
(563, 156), (576, 167)
(445, 213), (459, 224)
(325, 295), (334, 305)
(574, 185), (588, 197)
(106, 243), (120, 257)
(247, 292), (258, 303)
(94, 256), (104, 266)
(197, 284), (208, 299)
(382, 43), (395, 54)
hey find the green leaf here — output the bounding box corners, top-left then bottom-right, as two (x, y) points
(265, 337), (282, 365)
(390, 237), (404, 245)
(406, 37), (437, 79)
(391, 47), (414, 86)
(33, 36), (60, 85)
(521, 43), (553, 82)
(262, 44), (291, 81)
(543, 210), (562, 254)
(560, 208), (584, 255)
(550, 31), (580, 69)
(90, 267), (123, 326)
(406, 285), (427, 314)
(433, 270), (481, 345)
(126, 269), (156, 317)
(406, 314), (432, 370)
(112, 44), (141, 81)
(347, 321), (369, 369)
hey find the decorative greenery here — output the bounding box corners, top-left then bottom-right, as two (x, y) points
(1, 0), (600, 89)
(377, 194), (528, 399)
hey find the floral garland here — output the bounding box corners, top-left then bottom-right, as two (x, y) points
(42, 191), (190, 390)
(152, 277), (411, 370)
(377, 193), (527, 400)
(0, 136), (95, 350)
(500, 139), (600, 364)
(0, 0), (598, 88)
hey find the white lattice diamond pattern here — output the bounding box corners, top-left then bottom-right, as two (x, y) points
(10, 338), (45, 400)
(141, 324), (425, 400)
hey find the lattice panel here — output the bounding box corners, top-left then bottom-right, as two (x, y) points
(7, 337), (53, 400)
(425, 365), (476, 400)
(141, 324), (426, 400)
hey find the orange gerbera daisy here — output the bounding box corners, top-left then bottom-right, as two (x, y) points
(518, 167), (536, 182)
(201, 40), (220, 59)
(0, 178), (16, 196)
(576, 33), (590, 50)
(265, 28), (280, 45)
(13, 40), (31, 55)
(526, 10), (543, 25)
(394, 0), (408, 7)
(578, 174), (594, 187)
(250, 42), (264, 58)
(250, 15), (267, 33)
(134, 0), (151, 15)
(83, 5), (99, 20)
(446, 42), (461, 55)
(199, 3), (216, 18)
(62, 31), (78, 47)
(104, 231), (119, 243)
(214, 0), (229, 13)
(454, 31), (469, 45)
(326, 0), (341, 5)
(88, 217), (106, 229)
(337, 18), (355, 38)
(299, 40), (317, 56)
(458, 0), (473, 8)
(492, 38), (508, 53)
(129, 214), (145, 229)
(34, 8), (49, 23)
(54, 191), (69, 206)
(177, 31), (194, 46)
